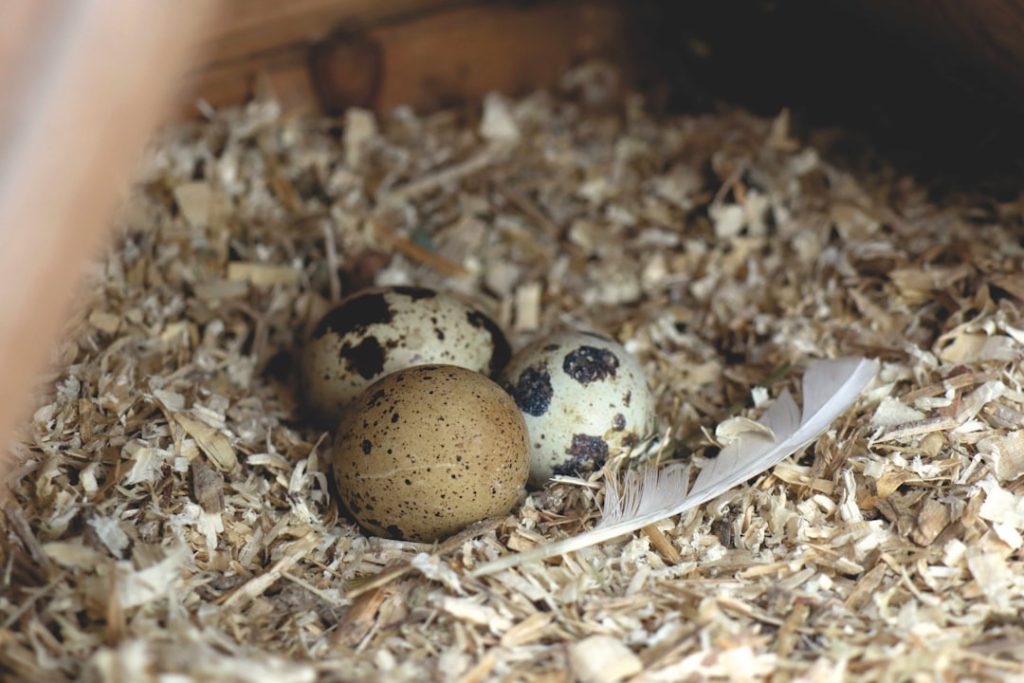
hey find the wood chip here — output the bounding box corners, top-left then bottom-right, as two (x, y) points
(220, 534), (318, 607)
(642, 524), (682, 564)
(910, 499), (950, 546)
(88, 310), (121, 335)
(191, 457), (224, 513)
(4, 504), (52, 574)
(775, 601), (809, 657)
(333, 587), (387, 648)
(173, 181), (212, 228)
(226, 262), (300, 287)
(844, 562), (887, 611)
(977, 431), (1024, 482)
(513, 282), (542, 332)
(7, 58), (1024, 680)
(568, 636), (642, 683)
(456, 651), (498, 683)
(173, 414), (238, 472)
(500, 613), (552, 648)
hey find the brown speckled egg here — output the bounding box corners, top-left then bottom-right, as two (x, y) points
(301, 286), (510, 424)
(333, 364), (529, 542)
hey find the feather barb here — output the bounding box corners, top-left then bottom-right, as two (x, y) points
(469, 357), (877, 578)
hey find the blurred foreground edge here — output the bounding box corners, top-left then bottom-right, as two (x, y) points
(0, 1), (223, 489)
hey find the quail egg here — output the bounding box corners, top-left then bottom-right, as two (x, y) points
(500, 330), (656, 487)
(333, 364), (530, 542)
(301, 286), (510, 423)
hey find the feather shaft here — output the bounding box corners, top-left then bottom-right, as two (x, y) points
(470, 357), (877, 578)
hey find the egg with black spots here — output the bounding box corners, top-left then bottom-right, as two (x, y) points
(333, 364), (530, 542)
(500, 330), (656, 487)
(301, 286), (510, 423)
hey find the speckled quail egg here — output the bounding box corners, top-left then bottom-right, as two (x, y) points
(333, 364), (530, 542)
(301, 286), (510, 424)
(500, 330), (656, 487)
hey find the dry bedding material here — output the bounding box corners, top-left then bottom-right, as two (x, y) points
(2, 65), (1024, 681)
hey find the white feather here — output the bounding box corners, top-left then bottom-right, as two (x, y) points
(470, 357), (877, 577)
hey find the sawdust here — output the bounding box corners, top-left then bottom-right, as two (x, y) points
(3, 64), (1024, 681)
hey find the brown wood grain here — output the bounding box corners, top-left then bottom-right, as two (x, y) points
(178, 0), (631, 117)
(321, 0), (631, 112)
(193, 0), (459, 66)
(174, 0), (460, 116)
(183, 43), (319, 116)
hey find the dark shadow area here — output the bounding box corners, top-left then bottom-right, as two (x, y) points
(628, 0), (1024, 198)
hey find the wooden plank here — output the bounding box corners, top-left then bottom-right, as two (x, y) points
(180, 44), (318, 116)
(172, 0), (468, 117)
(193, 0), (459, 66)
(176, 0), (631, 118)
(313, 0), (630, 112)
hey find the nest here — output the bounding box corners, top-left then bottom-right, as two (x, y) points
(2, 63), (1023, 681)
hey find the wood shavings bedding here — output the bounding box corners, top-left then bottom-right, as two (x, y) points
(2, 64), (1024, 681)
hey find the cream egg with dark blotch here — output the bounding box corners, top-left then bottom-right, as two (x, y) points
(500, 330), (656, 487)
(333, 364), (530, 542)
(301, 286), (510, 424)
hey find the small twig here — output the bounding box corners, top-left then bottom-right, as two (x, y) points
(346, 517), (502, 599)
(873, 415), (958, 443)
(958, 649), (1024, 673)
(498, 185), (560, 235)
(711, 161), (748, 205)
(900, 371), (986, 404)
(1, 577), (62, 629)
(775, 601), (810, 657)
(283, 570), (345, 608)
(371, 220), (470, 279)
(218, 534), (318, 607)
(3, 504), (51, 573)
(381, 148), (501, 204)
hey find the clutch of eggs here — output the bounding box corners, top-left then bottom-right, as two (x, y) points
(302, 287), (656, 540)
